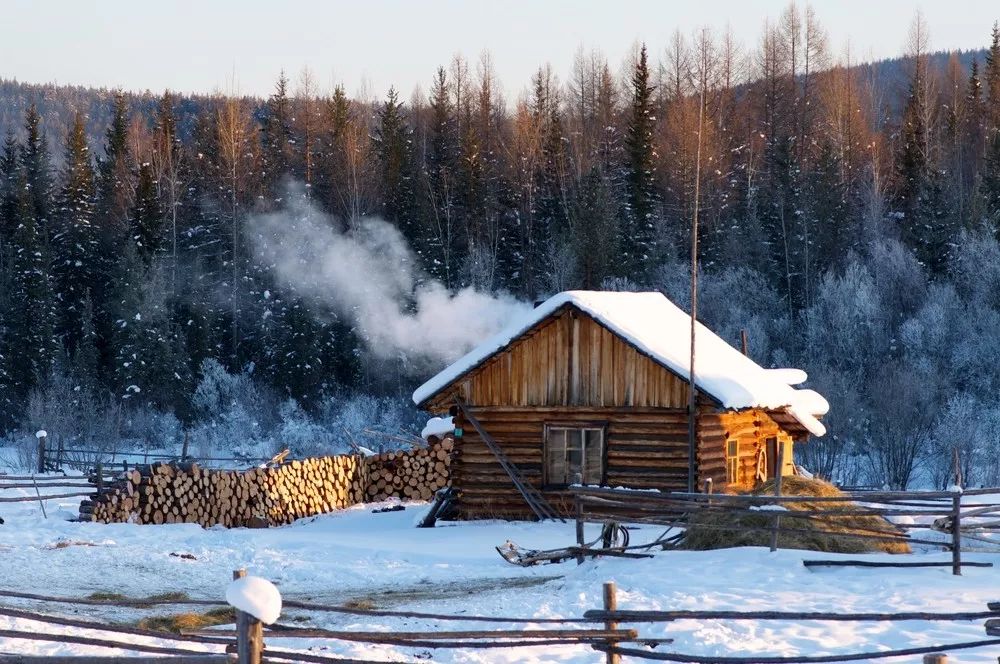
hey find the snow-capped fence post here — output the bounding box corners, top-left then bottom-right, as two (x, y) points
(951, 490), (962, 576)
(602, 581), (620, 664)
(35, 431), (47, 474)
(231, 569), (263, 664)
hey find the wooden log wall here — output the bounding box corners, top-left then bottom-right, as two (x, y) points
(79, 441), (452, 527)
(424, 308), (698, 411)
(699, 409), (795, 490)
(451, 407), (694, 520)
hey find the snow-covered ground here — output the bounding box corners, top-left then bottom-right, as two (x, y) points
(1, 481), (999, 662)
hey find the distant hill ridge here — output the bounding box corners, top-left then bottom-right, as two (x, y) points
(0, 47), (988, 161)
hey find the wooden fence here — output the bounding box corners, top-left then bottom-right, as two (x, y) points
(570, 485), (1000, 575)
(0, 574), (999, 663)
(33, 432), (274, 474)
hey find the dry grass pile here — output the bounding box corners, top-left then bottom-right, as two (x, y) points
(680, 476), (911, 554)
(138, 607), (235, 633)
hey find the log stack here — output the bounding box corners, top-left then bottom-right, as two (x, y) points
(366, 438), (453, 502)
(80, 440), (452, 527)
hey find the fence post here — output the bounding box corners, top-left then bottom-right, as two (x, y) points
(575, 494), (585, 565)
(603, 581), (621, 664)
(951, 490), (962, 576)
(233, 569), (263, 664)
(923, 654), (947, 664)
(181, 430), (190, 462)
(95, 462), (103, 494)
(36, 433), (46, 474)
(769, 442), (785, 553)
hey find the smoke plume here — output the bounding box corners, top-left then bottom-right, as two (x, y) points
(249, 194), (530, 369)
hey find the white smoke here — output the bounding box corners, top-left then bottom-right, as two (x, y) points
(249, 194), (531, 368)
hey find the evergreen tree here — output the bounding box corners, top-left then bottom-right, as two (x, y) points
(96, 90), (132, 228)
(260, 72), (293, 204)
(0, 173), (57, 426)
(0, 131), (18, 242)
(131, 161), (163, 263)
(374, 87), (420, 252)
(985, 22), (1000, 132)
(425, 67), (461, 286)
(93, 91), (134, 375)
(981, 133), (1000, 228)
(570, 168), (618, 288)
(53, 112), (98, 354)
(897, 63), (929, 243)
(19, 104), (53, 244)
(623, 44), (658, 283)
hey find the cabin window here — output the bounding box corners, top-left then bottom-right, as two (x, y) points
(544, 426), (604, 486)
(726, 439), (739, 484)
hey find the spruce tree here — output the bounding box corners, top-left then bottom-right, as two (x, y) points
(426, 67), (461, 286)
(0, 131), (18, 241)
(985, 22), (1000, 132)
(53, 112), (98, 355)
(897, 65), (928, 242)
(375, 88), (421, 259)
(0, 173), (57, 426)
(19, 104), (53, 244)
(570, 168), (618, 288)
(260, 73), (293, 204)
(131, 161), (163, 263)
(623, 44), (658, 283)
(93, 91), (133, 375)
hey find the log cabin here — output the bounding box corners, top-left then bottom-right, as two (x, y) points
(413, 291), (829, 520)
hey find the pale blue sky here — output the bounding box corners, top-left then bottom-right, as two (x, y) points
(1, 0), (997, 99)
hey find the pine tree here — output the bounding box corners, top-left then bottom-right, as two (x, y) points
(981, 133), (1000, 227)
(897, 64), (928, 236)
(425, 67), (461, 286)
(93, 91), (134, 375)
(53, 112), (98, 354)
(570, 168), (618, 288)
(261, 72), (293, 204)
(72, 291), (100, 390)
(0, 172), (57, 426)
(0, 131), (18, 242)
(96, 91), (132, 228)
(985, 22), (1000, 132)
(131, 161), (163, 263)
(19, 104), (53, 244)
(375, 87), (420, 252)
(623, 44), (658, 283)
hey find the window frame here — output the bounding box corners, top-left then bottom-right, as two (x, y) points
(542, 422), (608, 489)
(726, 439), (739, 485)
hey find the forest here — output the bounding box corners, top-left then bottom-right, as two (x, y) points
(1, 5), (999, 488)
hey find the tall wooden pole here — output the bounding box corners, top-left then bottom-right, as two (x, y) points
(687, 75), (706, 493)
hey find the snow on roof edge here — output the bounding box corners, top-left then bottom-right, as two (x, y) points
(412, 291), (829, 437)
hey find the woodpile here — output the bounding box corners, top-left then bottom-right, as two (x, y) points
(80, 440), (452, 527)
(366, 438), (453, 502)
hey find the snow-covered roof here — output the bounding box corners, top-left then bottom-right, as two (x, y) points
(413, 291), (829, 436)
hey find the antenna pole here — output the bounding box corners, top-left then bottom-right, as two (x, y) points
(687, 62), (706, 494)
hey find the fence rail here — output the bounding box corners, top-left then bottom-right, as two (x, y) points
(571, 485), (1000, 575)
(0, 573), (999, 663)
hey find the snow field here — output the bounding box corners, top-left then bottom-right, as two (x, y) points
(0, 486), (998, 662)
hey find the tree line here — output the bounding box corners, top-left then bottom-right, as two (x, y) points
(2, 6), (1000, 485)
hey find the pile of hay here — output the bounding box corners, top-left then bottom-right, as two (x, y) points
(680, 476), (910, 554)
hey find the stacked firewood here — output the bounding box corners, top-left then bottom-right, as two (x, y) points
(366, 438), (453, 502)
(80, 440), (452, 527)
